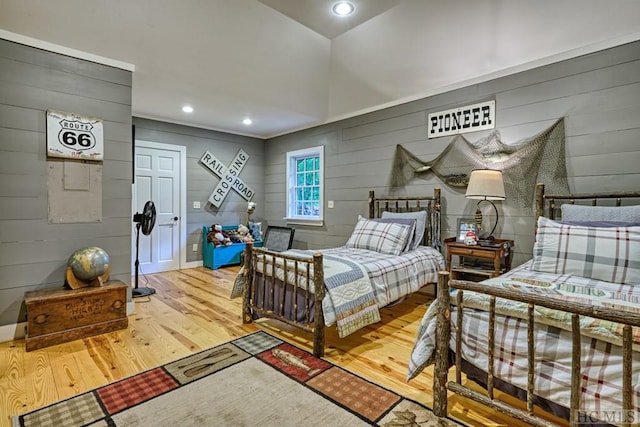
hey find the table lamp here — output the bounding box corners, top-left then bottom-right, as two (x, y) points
(465, 169), (505, 240)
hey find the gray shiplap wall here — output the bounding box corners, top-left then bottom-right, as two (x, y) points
(264, 40), (640, 267)
(132, 118), (264, 263)
(0, 39), (133, 327)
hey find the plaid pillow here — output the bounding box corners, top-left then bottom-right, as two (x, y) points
(357, 215), (417, 253)
(532, 217), (640, 284)
(381, 210), (427, 250)
(345, 217), (411, 256)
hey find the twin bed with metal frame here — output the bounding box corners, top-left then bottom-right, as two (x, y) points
(409, 183), (640, 427)
(240, 189), (444, 357)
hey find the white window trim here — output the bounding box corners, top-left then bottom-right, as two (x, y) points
(285, 145), (324, 226)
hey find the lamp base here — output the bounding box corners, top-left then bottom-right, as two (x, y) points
(477, 239), (500, 248)
(474, 208), (483, 232)
(476, 200), (500, 239)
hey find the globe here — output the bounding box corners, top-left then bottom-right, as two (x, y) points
(67, 246), (110, 282)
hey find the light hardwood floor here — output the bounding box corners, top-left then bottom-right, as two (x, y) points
(1, 266), (567, 427)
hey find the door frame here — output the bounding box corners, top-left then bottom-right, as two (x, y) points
(133, 140), (187, 271)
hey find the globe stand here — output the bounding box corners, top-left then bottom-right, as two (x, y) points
(133, 222), (156, 298)
(65, 265), (110, 289)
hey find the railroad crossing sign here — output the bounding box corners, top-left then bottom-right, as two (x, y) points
(200, 149), (255, 208)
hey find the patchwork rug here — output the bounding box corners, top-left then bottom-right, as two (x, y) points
(13, 331), (461, 426)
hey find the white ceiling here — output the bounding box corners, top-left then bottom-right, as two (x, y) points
(1, 0), (640, 139)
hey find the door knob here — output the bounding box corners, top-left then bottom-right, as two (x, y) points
(173, 216), (179, 221)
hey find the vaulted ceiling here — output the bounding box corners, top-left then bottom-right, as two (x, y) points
(1, 0), (639, 138)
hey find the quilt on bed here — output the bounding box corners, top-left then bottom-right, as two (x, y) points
(284, 246), (443, 336)
(316, 246), (444, 308)
(407, 261), (640, 419)
(234, 246), (444, 337)
(288, 249), (381, 338)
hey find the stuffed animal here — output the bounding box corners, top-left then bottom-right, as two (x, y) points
(228, 231), (243, 244)
(237, 224), (253, 243)
(206, 227), (219, 246)
(247, 201), (256, 216)
(463, 230), (478, 246)
(207, 224), (232, 247)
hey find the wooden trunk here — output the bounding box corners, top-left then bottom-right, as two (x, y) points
(25, 280), (128, 351)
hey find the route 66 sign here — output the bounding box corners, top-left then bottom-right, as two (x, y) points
(46, 110), (104, 160)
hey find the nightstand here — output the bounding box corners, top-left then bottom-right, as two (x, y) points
(444, 237), (514, 281)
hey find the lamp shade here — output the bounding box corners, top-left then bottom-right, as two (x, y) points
(465, 169), (505, 200)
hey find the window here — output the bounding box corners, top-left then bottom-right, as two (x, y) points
(285, 146), (324, 226)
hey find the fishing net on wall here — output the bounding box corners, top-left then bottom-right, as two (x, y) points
(388, 118), (568, 209)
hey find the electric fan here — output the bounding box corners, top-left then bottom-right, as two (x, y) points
(132, 200), (157, 298)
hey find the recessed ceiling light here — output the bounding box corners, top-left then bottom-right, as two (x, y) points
(332, 1), (354, 16)
(182, 105), (194, 113)
(242, 118), (253, 125)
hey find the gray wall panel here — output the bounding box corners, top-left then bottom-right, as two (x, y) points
(0, 173), (46, 197)
(0, 151), (47, 175)
(0, 39), (132, 327)
(341, 111), (426, 141)
(0, 197), (46, 220)
(0, 105), (43, 131)
(0, 57), (131, 104)
(1, 82), (131, 123)
(265, 40), (640, 267)
(0, 218), (131, 243)
(0, 127), (40, 152)
(0, 39), (131, 85)
(566, 129), (640, 157)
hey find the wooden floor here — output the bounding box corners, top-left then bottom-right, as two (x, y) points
(0, 266), (568, 427)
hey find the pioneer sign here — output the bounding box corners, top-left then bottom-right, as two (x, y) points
(200, 149), (255, 208)
(46, 110), (104, 160)
(427, 100), (495, 138)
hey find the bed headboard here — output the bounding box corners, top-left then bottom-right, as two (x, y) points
(368, 188), (441, 248)
(535, 182), (640, 220)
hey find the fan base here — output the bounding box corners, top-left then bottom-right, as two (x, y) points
(132, 287), (156, 298)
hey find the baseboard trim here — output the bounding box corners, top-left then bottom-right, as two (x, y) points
(184, 260), (203, 269)
(0, 321), (26, 342)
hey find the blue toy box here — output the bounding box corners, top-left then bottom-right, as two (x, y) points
(202, 226), (262, 269)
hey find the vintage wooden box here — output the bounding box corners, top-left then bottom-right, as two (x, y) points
(24, 280), (128, 351)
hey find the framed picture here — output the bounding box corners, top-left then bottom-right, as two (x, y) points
(457, 218), (478, 242)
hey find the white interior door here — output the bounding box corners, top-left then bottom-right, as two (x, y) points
(134, 143), (181, 273)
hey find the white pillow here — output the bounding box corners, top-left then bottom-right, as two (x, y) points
(345, 217), (412, 256)
(381, 210), (427, 250)
(561, 204), (640, 223)
(532, 217), (640, 285)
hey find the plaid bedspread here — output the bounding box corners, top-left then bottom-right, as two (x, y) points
(317, 246), (444, 309)
(460, 265), (640, 347)
(289, 246), (443, 337)
(233, 246), (444, 337)
(408, 261), (640, 422)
